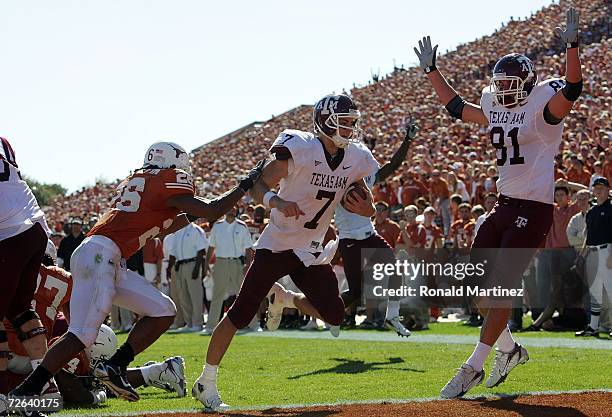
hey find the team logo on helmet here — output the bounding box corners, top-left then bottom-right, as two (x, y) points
(313, 94), (362, 148)
(490, 53), (538, 107)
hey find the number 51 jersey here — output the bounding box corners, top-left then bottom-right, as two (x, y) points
(88, 168), (195, 258)
(480, 78), (566, 204)
(255, 130), (379, 254)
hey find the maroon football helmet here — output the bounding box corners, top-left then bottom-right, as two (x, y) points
(313, 94), (362, 148)
(490, 53), (538, 107)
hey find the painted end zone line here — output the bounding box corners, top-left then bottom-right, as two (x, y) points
(58, 389), (612, 417)
(242, 329), (612, 350)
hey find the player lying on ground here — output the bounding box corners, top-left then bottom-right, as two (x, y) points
(4, 247), (186, 407)
(11, 142), (264, 417)
(49, 325), (186, 406)
(192, 94), (380, 412)
(414, 6), (582, 398)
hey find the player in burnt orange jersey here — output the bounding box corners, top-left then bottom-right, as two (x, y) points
(5, 244), (71, 391)
(12, 142), (264, 411)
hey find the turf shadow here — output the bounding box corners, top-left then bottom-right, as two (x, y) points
(475, 396), (589, 417)
(288, 357), (424, 380)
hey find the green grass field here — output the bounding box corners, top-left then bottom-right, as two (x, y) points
(58, 322), (612, 415)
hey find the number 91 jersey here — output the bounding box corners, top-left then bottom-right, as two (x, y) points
(480, 78), (566, 204)
(88, 168), (195, 258)
(255, 130), (379, 253)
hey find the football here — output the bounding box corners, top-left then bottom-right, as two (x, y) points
(342, 182), (369, 212)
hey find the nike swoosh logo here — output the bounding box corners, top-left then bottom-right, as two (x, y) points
(343, 165), (352, 169)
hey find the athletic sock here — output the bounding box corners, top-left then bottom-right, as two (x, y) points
(109, 343), (135, 369)
(465, 342), (491, 371)
(385, 300), (400, 319)
(201, 363), (218, 384)
(589, 310), (600, 330)
(139, 362), (161, 387)
(496, 326), (517, 353)
(15, 365), (53, 395)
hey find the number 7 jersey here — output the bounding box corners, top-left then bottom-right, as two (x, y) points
(480, 78), (566, 204)
(255, 129), (379, 253)
(88, 168), (195, 258)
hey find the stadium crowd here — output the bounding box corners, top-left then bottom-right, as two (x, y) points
(42, 0), (611, 334)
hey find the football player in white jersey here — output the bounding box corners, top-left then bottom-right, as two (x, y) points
(414, 7), (583, 398)
(334, 116), (418, 337)
(192, 94), (379, 411)
(0, 137), (62, 404)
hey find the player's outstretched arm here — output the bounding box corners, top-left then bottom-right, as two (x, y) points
(375, 115), (418, 184)
(250, 159), (305, 219)
(166, 160), (265, 223)
(545, 7), (583, 123)
(414, 36), (488, 126)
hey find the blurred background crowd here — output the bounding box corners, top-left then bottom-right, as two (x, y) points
(42, 0), (611, 336)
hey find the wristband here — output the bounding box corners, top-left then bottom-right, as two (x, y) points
(424, 65), (437, 74)
(263, 191), (277, 208)
(567, 42), (579, 49)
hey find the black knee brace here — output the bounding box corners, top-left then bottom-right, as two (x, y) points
(9, 310), (47, 341)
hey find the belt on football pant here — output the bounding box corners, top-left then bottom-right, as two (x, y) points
(588, 243), (609, 251)
(175, 257), (198, 266)
(498, 194), (552, 210)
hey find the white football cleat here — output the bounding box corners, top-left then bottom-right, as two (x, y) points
(192, 379), (230, 412)
(148, 356), (187, 397)
(440, 363), (484, 399)
(486, 343), (529, 388)
(266, 283), (291, 331)
(385, 316), (411, 337)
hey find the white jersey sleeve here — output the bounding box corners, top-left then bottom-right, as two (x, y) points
(270, 129), (315, 169)
(0, 137), (51, 241)
(479, 78), (566, 204)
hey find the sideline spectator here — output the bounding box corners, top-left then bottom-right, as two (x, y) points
(57, 217), (85, 271)
(203, 209), (255, 335)
(143, 237), (164, 288)
(576, 177), (612, 337)
(168, 221), (209, 333)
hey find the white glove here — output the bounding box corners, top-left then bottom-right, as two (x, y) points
(555, 6), (580, 48)
(413, 36), (438, 73)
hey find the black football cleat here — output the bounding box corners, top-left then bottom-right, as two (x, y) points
(93, 360), (140, 402)
(575, 326), (599, 338)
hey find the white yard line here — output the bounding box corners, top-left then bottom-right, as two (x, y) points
(242, 329), (612, 350)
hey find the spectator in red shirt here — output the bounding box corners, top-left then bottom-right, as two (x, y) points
(143, 237), (164, 287)
(429, 170), (451, 237)
(374, 201), (401, 248)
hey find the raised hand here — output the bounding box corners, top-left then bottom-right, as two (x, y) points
(413, 36), (438, 73)
(403, 114), (419, 140)
(555, 6), (579, 47)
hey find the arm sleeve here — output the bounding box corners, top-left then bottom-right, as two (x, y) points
(160, 169), (195, 199)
